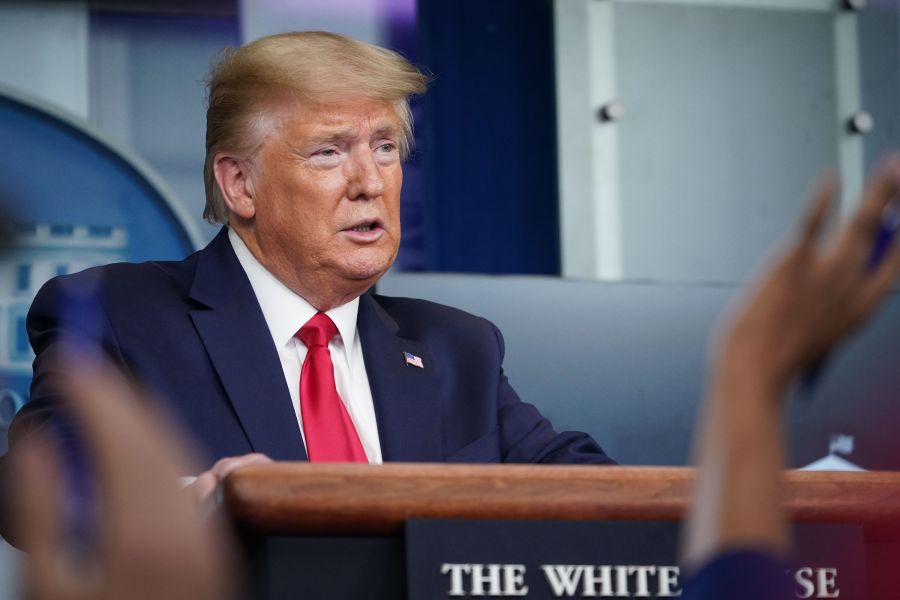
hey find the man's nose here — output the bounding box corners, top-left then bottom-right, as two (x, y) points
(346, 148), (385, 201)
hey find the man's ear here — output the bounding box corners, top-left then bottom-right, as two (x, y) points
(213, 154), (256, 220)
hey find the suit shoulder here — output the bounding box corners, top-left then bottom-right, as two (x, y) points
(370, 294), (499, 340)
(31, 252), (200, 312)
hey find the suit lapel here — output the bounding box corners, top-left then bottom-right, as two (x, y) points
(358, 294), (443, 462)
(188, 229), (307, 461)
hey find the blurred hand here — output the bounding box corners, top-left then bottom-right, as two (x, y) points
(717, 156), (900, 394)
(12, 359), (240, 600)
(684, 155), (900, 571)
(190, 452), (273, 505)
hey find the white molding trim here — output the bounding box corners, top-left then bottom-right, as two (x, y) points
(610, 0), (834, 11)
(834, 10), (864, 215)
(588, 0), (624, 279)
(555, 0), (624, 279)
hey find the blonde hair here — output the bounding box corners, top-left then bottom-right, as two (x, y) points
(202, 31), (429, 224)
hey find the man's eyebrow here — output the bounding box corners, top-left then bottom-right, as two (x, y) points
(370, 124), (402, 139)
(302, 123), (402, 147)
(306, 128), (357, 145)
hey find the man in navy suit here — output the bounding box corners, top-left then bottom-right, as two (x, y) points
(11, 31), (612, 499)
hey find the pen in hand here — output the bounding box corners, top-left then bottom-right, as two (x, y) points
(801, 199), (900, 390)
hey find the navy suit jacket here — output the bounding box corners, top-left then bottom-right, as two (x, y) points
(11, 228), (612, 466)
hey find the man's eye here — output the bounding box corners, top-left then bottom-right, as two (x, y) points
(378, 143), (396, 153)
(317, 149), (337, 157)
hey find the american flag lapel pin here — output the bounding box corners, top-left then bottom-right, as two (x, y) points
(403, 351), (424, 369)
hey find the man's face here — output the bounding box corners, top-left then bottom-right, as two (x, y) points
(246, 97), (403, 306)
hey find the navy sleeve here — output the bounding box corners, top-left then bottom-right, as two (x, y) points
(682, 550), (793, 600)
(489, 321), (615, 465)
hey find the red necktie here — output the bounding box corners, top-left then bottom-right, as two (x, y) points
(296, 312), (368, 462)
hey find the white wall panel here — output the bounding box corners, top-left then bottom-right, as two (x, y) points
(0, 1), (89, 118)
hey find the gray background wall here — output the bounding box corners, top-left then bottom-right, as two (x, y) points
(556, 0), (900, 282)
(379, 273), (900, 471)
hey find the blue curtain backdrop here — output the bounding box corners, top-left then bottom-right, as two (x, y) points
(417, 0), (561, 275)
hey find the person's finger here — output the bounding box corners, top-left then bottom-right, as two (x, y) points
(61, 356), (198, 476)
(792, 172), (836, 253)
(59, 361), (240, 598)
(190, 472), (220, 505)
(57, 357), (207, 541)
(188, 454), (271, 506)
(61, 356), (191, 468)
(852, 154), (900, 236)
(828, 160), (900, 276)
(210, 453), (272, 479)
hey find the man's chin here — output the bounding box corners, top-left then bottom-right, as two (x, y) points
(338, 246), (396, 278)
(338, 257), (394, 285)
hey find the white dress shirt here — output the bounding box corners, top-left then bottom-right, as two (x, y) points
(228, 228), (383, 463)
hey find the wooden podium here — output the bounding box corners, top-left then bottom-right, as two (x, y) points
(224, 464), (900, 599)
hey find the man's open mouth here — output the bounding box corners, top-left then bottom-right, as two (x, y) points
(344, 219), (383, 233)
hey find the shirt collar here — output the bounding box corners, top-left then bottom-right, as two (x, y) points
(228, 228), (359, 368)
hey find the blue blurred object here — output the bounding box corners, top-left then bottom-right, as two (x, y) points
(49, 415), (98, 559)
(867, 203), (900, 270)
